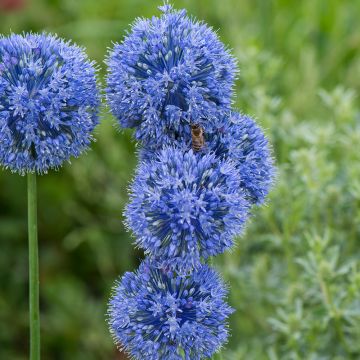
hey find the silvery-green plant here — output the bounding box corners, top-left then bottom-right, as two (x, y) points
(220, 41), (360, 359)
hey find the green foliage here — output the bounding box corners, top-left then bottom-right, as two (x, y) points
(0, 0), (359, 359)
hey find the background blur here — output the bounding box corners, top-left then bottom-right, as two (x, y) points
(1, 0), (360, 359)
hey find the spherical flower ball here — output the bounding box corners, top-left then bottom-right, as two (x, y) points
(108, 260), (234, 360)
(126, 147), (248, 272)
(0, 33), (100, 174)
(138, 110), (275, 205)
(106, 4), (237, 147)
(208, 111), (275, 205)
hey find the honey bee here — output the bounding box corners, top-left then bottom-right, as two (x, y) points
(191, 124), (205, 152)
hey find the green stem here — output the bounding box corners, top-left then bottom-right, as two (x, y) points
(317, 270), (348, 352)
(28, 173), (40, 360)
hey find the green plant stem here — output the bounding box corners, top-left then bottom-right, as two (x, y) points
(317, 271), (348, 352)
(28, 173), (40, 360)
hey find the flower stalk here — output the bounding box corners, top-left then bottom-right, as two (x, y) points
(1, 32), (100, 360)
(28, 172), (40, 360)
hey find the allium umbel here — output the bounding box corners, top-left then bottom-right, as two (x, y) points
(107, 3), (275, 359)
(209, 112), (274, 205)
(126, 147), (249, 272)
(108, 260), (233, 360)
(140, 111), (275, 206)
(0, 33), (99, 174)
(106, 5), (236, 147)
(0, 32), (100, 360)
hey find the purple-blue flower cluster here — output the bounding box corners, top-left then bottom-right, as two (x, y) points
(108, 260), (233, 360)
(107, 4), (274, 359)
(106, 5), (236, 147)
(0, 33), (99, 174)
(0, 5), (274, 359)
(140, 111), (274, 206)
(126, 147), (248, 272)
(209, 112), (274, 205)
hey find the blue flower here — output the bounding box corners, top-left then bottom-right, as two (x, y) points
(126, 147), (248, 271)
(106, 4), (237, 147)
(209, 111), (275, 205)
(140, 111), (275, 206)
(108, 260), (234, 360)
(0, 33), (100, 174)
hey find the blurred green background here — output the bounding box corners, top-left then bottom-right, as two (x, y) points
(1, 0), (360, 359)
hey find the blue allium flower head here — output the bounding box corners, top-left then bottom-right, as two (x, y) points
(0, 33), (100, 174)
(106, 4), (237, 147)
(108, 260), (234, 360)
(139, 111), (274, 206)
(209, 111), (275, 205)
(126, 147), (248, 271)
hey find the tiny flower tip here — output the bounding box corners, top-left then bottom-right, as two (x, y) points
(158, 1), (173, 13)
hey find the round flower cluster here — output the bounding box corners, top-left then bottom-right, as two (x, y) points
(140, 111), (274, 205)
(208, 112), (275, 205)
(0, 33), (99, 174)
(126, 147), (248, 272)
(107, 4), (274, 360)
(106, 4), (236, 147)
(108, 260), (233, 360)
